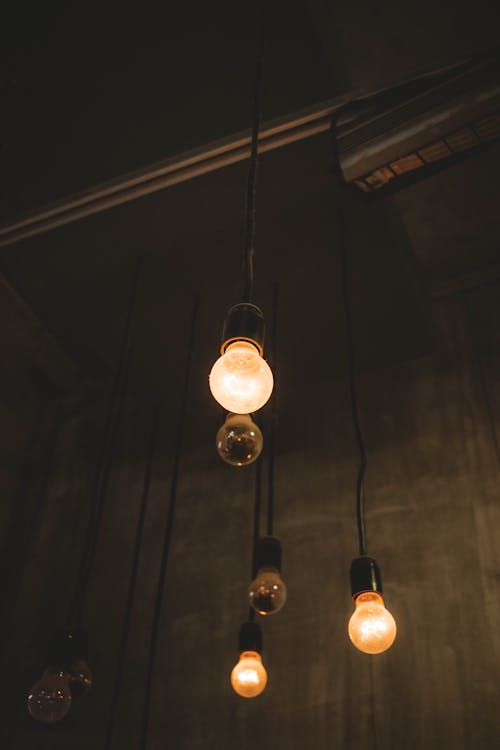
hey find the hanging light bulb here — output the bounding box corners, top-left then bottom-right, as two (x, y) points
(216, 412), (263, 466)
(27, 628), (92, 721)
(69, 657), (93, 697)
(348, 591), (396, 654)
(210, 303), (273, 414)
(249, 536), (287, 615)
(230, 621), (268, 698)
(348, 557), (396, 654)
(27, 669), (72, 723)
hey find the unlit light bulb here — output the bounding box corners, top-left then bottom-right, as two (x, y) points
(230, 651), (267, 698)
(27, 669), (72, 723)
(249, 566), (287, 615)
(216, 413), (263, 466)
(69, 658), (93, 697)
(209, 341), (273, 414)
(348, 591), (396, 654)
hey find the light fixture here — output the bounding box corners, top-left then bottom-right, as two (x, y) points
(209, 10), (274, 417)
(230, 621), (267, 698)
(348, 556), (396, 654)
(216, 411), (263, 466)
(209, 304), (273, 414)
(249, 536), (287, 615)
(27, 629), (92, 723)
(27, 669), (73, 723)
(332, 115), (397, 655)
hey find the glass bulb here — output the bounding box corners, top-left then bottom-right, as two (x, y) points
(348, 591), (397, 654)
(249, 566), (287, 615)
(209, 341), (273, 414)
(230, 651), (267, 698)
(27, 669), (72, 723)
(216, 413), (263, 466)
(69, 658), (93, 697)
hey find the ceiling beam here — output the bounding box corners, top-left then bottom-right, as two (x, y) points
(0, 98), (348, 250)
(0, 59), (472, 249)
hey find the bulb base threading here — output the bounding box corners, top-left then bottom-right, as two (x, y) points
(221, 303), (265, 356)
(238, 621), (263, 654)
(350, 556), (383, 599)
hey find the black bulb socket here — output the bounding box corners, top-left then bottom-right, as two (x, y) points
(350, 556), (383, 600)
(238, 621), (263, 655)
(46, 628), (88, 671)
(253, 536), (282, 577)
(221, 303), (265, 356)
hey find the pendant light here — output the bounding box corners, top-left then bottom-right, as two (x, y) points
(231, 464), (269, 698)
(27, 629), (92, 723)
(248, 284), (287, 615)
(332, 121), (397, 655)
(27, 260), (141, 723)
(209, 3), (273, 418)
(249, 535), (287, 615)
(230, 621), (267, 698)
(216, 412), (263, 466)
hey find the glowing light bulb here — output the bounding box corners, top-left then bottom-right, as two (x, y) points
(231, 651), (267, 698)
(27, 669), (72, 723)
(216, 412), (263, 466)
(209, 341), (273, 414)
(348, 592), (397, 654)
(249, 566), (287, 615)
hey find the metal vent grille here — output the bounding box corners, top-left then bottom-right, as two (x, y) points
(418, 141), (451, 163)
(352, 110), (500, 192)
(445, 128), (479, 152)
(475, 113), (500, 140)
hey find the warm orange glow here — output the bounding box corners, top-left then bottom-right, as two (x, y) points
(209, 341), (273, 414)
(249, 566), (287, 615)
(348, 592), (396, 654)
(230, 651), (267, 698)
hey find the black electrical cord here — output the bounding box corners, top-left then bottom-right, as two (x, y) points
(104, 408), (158, 750)
(139, 296), (199, 750)
(67, 257), (142, 629)
(73, 347), (132, 627)
(330, 117), (368, 557)
(248, 452), (263, 623)
(242, 3), (264, 302)
(266, 281), (279, 537)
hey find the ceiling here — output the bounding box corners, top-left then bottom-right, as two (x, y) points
(0, 2), (498, 387)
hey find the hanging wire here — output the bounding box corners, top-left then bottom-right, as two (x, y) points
(2, 403), (64, 750)
(139, 296), (199, 750)
(66, 257), (142, 629)
(248, 452), (263, 622)
(242, 2), (264, 302)
(330, 117), (368, 557)
(104, 408), (158, 750)
(266, 281), (279, 537)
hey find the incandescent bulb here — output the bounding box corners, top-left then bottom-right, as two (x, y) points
(216, 413), (263, 466)
(231, 651), (267, 698)
(27, 669), (72, 723)
(348, 591), (396, 654)
(209, 341), (273, 414)
(69, 658), (93, 697)
(249, 566), (287, 615)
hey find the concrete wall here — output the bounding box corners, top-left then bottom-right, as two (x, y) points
(3, 275), (499, 750)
